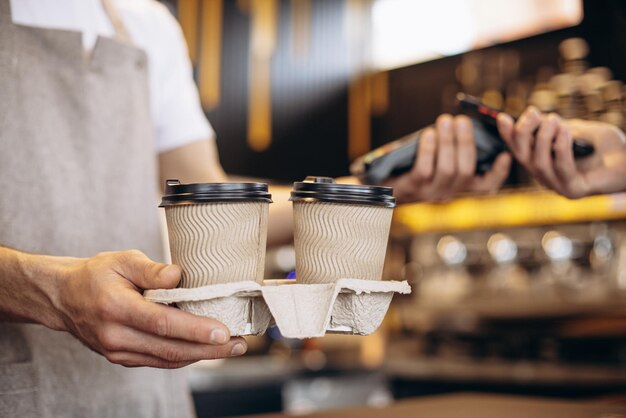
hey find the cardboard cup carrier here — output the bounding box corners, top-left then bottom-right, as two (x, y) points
(145, 178), (410, 338)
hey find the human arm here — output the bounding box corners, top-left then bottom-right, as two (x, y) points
(497, 107), (626, 198)
(158, 140), (295, 246)
(158, 114), (513, 245)
(0, 246), (247, 368)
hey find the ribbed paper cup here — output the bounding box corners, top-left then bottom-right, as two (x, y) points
(290, 177), (395, 284)
(160, 180), (271, 287)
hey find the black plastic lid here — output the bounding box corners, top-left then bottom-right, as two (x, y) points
(159, 179), (272, 207)
(289, 176), (396, 208)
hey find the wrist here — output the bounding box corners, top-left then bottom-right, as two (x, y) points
(10, 250), (79, 331)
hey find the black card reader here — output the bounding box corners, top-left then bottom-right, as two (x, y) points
(350, 93), (594, 185)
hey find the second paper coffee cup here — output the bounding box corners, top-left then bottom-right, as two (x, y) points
(290, 176), (396, 284)
(160, 179), (272, 287)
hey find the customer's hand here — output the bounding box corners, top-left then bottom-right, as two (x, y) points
(56, 250), (246, 368)
(386, 114), (512, 203)
(497, 107), (626, 198)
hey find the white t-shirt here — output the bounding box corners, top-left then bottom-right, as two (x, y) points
(9, 0), (214, 153)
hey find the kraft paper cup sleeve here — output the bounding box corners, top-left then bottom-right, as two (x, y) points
(292, 202), (393, 284)
(144, 279), (411, 339)
(165, 202), (268, 287)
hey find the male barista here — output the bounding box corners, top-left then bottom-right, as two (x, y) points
(0, 0), (512, 416)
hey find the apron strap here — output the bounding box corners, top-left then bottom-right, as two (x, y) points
(100, 0), (132, 44)
(0, 0), (11, 24)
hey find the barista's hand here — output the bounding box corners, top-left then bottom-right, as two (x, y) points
(387, 114), (512, 203)
(56, 250), (246, 368)
(497, 107), (626, 198)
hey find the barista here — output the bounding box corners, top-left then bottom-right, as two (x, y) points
(0, 0), (511, 416)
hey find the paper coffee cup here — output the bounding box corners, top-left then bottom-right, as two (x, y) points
(290, 177), (396, 284)
(160, 180), (272, 287)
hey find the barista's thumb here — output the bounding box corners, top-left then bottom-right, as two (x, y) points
(115, 250), (182, 290)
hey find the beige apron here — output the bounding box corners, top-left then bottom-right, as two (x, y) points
(0, 0), (194, 416)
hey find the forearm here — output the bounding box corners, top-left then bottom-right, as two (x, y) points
(158, 142), (371, 245)
(0, 246), (70, 330)
(267, 185), (293, 247)
(158, 140), (228, 188)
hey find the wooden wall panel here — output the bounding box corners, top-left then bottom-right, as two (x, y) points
(203, 0), (358, 181)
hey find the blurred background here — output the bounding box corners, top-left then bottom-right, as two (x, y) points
(160, 0), (626, 416)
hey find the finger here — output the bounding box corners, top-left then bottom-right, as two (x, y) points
(452, 115), (476, 190)
(114, 250), (182, 290)
(410, 127), (437, 182)
(533, 113), (560, 188)
(513, 106), (542, 168)
(104, 351), (196, 369)
(105, 291), (233, 345)
(99, 325), (247, 363)
(553, 128), (588, 198)
(474, 152), (512, 193)
(553, 125), (577, 183)
(496, 113), (515, 151)
(432, 114), (456, 188)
